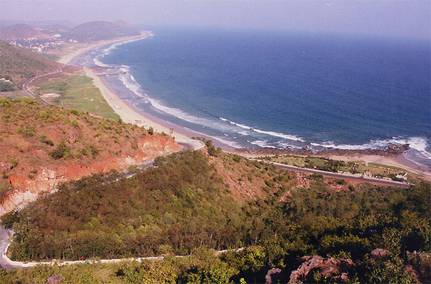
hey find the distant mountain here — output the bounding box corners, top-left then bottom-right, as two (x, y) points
(66, 21), (140, 41)
(0, 41), (59, 87)
(0, 24), (44, 40)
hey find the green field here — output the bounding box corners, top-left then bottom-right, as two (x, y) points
(36, 75), (120, 120)
(262, 154), (415, 182)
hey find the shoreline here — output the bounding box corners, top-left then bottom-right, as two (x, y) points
(58, 34), (430, 179)
(57, 31), (205, 151)
(58, 32), (154, 65)
(84, 67), (204, 151)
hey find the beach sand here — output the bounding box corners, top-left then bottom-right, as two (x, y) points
(84, 67), (204, 150)
(58, 32), (153, 65)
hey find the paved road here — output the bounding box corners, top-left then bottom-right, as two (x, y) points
(257, 160), (410, 187)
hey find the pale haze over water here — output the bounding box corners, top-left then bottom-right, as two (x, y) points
(0, 0), (429, 40)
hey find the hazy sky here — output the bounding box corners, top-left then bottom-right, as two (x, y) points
(0, 0), (429, 40)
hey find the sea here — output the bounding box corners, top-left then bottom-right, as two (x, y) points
(75, 28), (431, 167)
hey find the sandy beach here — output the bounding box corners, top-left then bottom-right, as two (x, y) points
(58, 32), (204, 151)
(58, 32), (153, 65)
(84, 67), (204, 150)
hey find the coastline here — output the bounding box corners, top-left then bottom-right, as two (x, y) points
(58, 33), (430, 179)
(57, 32), (204, 151)
(84, 67), (204, 150)
(58, 32), (153, 65)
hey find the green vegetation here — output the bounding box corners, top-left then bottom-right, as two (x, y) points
(205, 139), (222, 157)
(2, 150), (430, 283)
(0, 249), (240, 284)
(0, 79), (16, 92)
(17, 125), (35, 137)
(264, 154), (414, 182)
(36, 75), (120, 120)
(49, 141), (71, 160)
(0, 41), (58, 87)
(3, 151), (246, 260)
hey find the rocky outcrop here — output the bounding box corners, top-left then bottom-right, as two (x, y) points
(289, 255), (354, 283)
(370, 248), (390, 259)
(265, 268), (282, 284)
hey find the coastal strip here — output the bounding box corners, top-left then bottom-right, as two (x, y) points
(57, 32), (204, 150)
(84, 67), (204, 150)
(58, 32), (153, 65)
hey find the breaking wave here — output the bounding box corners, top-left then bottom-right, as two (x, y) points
(219, 117), (304, 142)
(311, 136), (431, 156)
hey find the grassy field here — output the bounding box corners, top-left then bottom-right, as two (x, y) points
(262, 154), (415, 182)
(35, 74), (120, 120)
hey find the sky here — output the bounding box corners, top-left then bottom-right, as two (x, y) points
(0, 0), (429, 40)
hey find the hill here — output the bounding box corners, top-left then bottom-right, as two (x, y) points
(0, 41), (59, 87)
(0, 98), (180, 215)
(66, 21), (140, 41)
(0, 24), (43, 41)
(2, 148), (429, 283)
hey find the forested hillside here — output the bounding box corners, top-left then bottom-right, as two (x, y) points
(3, 150), (430, 283)
(0, 41), (59, 87)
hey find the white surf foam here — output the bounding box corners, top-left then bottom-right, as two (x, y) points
(117, 69), (236, 133)
(312, 136), (431, 158)
(213, 137), (243, 149)
(93, 57), (110, 68)
(249, 140), (277, 149)
(219, 117), (304, 142)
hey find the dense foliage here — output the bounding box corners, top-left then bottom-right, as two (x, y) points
(0, 248), (240, 284)
(3, 151), (246, 260)
(2, 151), (430, 283)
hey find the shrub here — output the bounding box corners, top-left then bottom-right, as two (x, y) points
(49, 142), (71, 160)
(17, 126), (35, 137)
(71, 120), (79, 128)
(10, 158), (18, 169)
(232, 155), (241, 163)
(39, 135), (54, 146)
(205, 140), (221, 157)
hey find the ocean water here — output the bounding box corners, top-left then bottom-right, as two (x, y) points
(92, 29), (430, 164)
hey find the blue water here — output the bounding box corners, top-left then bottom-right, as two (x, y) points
(98, 29), (430, 161)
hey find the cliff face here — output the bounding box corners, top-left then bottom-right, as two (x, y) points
(0, 99), (181, 215)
